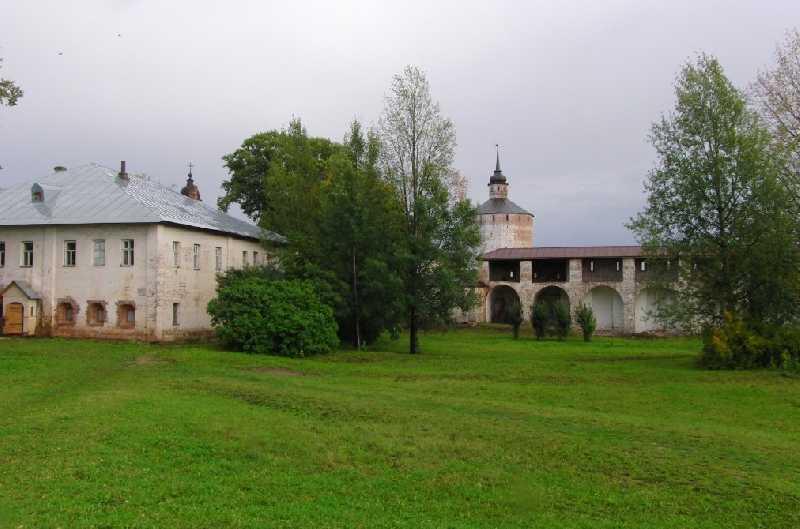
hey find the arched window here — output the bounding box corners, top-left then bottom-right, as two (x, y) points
(31, 184), (44, 203)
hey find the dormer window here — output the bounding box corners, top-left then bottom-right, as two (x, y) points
(31, 184), (44, 202)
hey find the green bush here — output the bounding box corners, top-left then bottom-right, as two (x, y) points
(507, 302), (524, 339)
(575, 304), (597, 342)
(553, 301), (571, 341)
(207, 275), (339, 357)
(698, 313), (799, 370)
(531, 301), (549, 340)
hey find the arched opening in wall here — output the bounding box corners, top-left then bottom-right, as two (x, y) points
(581, 286), (623, 332)
(534, 286), (570, 329)
(55, 298), (79, 327)
(535, 285), (569, 308)
(635, 288), (676, 333)
(488, 285), (520, 323)
(86, 301), (107, 326)
(117, 301), (136, 329)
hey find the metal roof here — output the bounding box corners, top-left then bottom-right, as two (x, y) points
(0, 164), (284, 242)
(1, 280), (41, 299)
(484, 246), (643, 260)
(478, 198), (534, 216)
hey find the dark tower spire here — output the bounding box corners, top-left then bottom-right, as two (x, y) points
(489, 144), (506, 185)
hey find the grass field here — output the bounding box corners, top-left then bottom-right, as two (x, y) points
(0, 326), (797, 528)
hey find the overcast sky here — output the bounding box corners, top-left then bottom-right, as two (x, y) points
(1, 1), (797, 246)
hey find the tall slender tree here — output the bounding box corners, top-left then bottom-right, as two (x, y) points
(628, 54), (799, 330)
(376, 66), (481, 354)
(749, 28), (800, 209)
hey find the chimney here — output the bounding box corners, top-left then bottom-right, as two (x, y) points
(119, 160), (129, 180)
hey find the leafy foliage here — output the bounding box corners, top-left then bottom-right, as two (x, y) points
(552, 301), (571, 341)
(207, 273), (338, 357)
(531, 301), (549, 341)
(287, 120), (406, 348)
(750, 28), (800, 209)
(0, 56), (23, 107)
(507, 302), (524, 339)
(699, 313), (800, 370)
(575, 304), (597, 342)
(219, 118), (342, 238)
(377, 66), (481, 353)
(628, 54), (800, 331)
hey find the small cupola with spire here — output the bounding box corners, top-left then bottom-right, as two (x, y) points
(180, 163), (201, 201)
(488, 145), (508, 200)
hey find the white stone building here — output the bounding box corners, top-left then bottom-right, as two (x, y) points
(476, 156), (671, 334)
(0, 163), (282, 341)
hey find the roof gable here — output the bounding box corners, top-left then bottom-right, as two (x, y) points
(1, 280), (41, 299)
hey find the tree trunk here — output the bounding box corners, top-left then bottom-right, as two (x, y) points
(409, 307), (419, 354)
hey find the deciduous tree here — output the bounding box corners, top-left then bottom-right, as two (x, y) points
(628, 54), (799, 330)
(219, 118), (341, 239)
(1, 55), (22, 171)
(0, 56), (22, 107)
(749, 28), (800, 207)
(376, 66), (481, 354)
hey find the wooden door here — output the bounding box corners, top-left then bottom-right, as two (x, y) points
(3, 303), (23, 335)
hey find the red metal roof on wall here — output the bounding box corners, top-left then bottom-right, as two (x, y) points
(484, 246), (643, 260)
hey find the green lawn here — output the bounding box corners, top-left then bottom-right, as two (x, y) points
(0, 326), (797, 528)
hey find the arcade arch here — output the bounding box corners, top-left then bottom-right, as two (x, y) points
(581, 286), (623, 332)
(488, 285), (520, 323)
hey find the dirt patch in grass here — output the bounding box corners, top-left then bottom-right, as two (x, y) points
(130, 356), (170, 366)
(250, 367), (304, 376)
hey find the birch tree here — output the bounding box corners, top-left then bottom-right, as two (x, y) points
(376, 66), (481, 354)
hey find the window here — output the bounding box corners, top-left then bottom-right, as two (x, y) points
(0, 241), (5, 267)
(193, 244), (200, 270)
(253, 251), (258, 266)
(616, 260), (621, 272)
(242, 251), (248, 267)
(87, 302), (106, 326)
(121, 239), (134, 266)
(56, 299), (78, 326)
(215, 247), (222, 270)
(31, 184), (44, 202)
(173, 303), (180, 326)
(173, 241), (181, 267)
(64, 240), (76, 266)
(589, 261), (595, 272)
(93, 240), (105, 266)
(640, 260), (647, 271)
(21, 241), (33, 267)
(117, 302), (136, 328)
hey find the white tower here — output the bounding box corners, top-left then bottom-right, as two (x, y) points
(477, 150), (534, 254)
